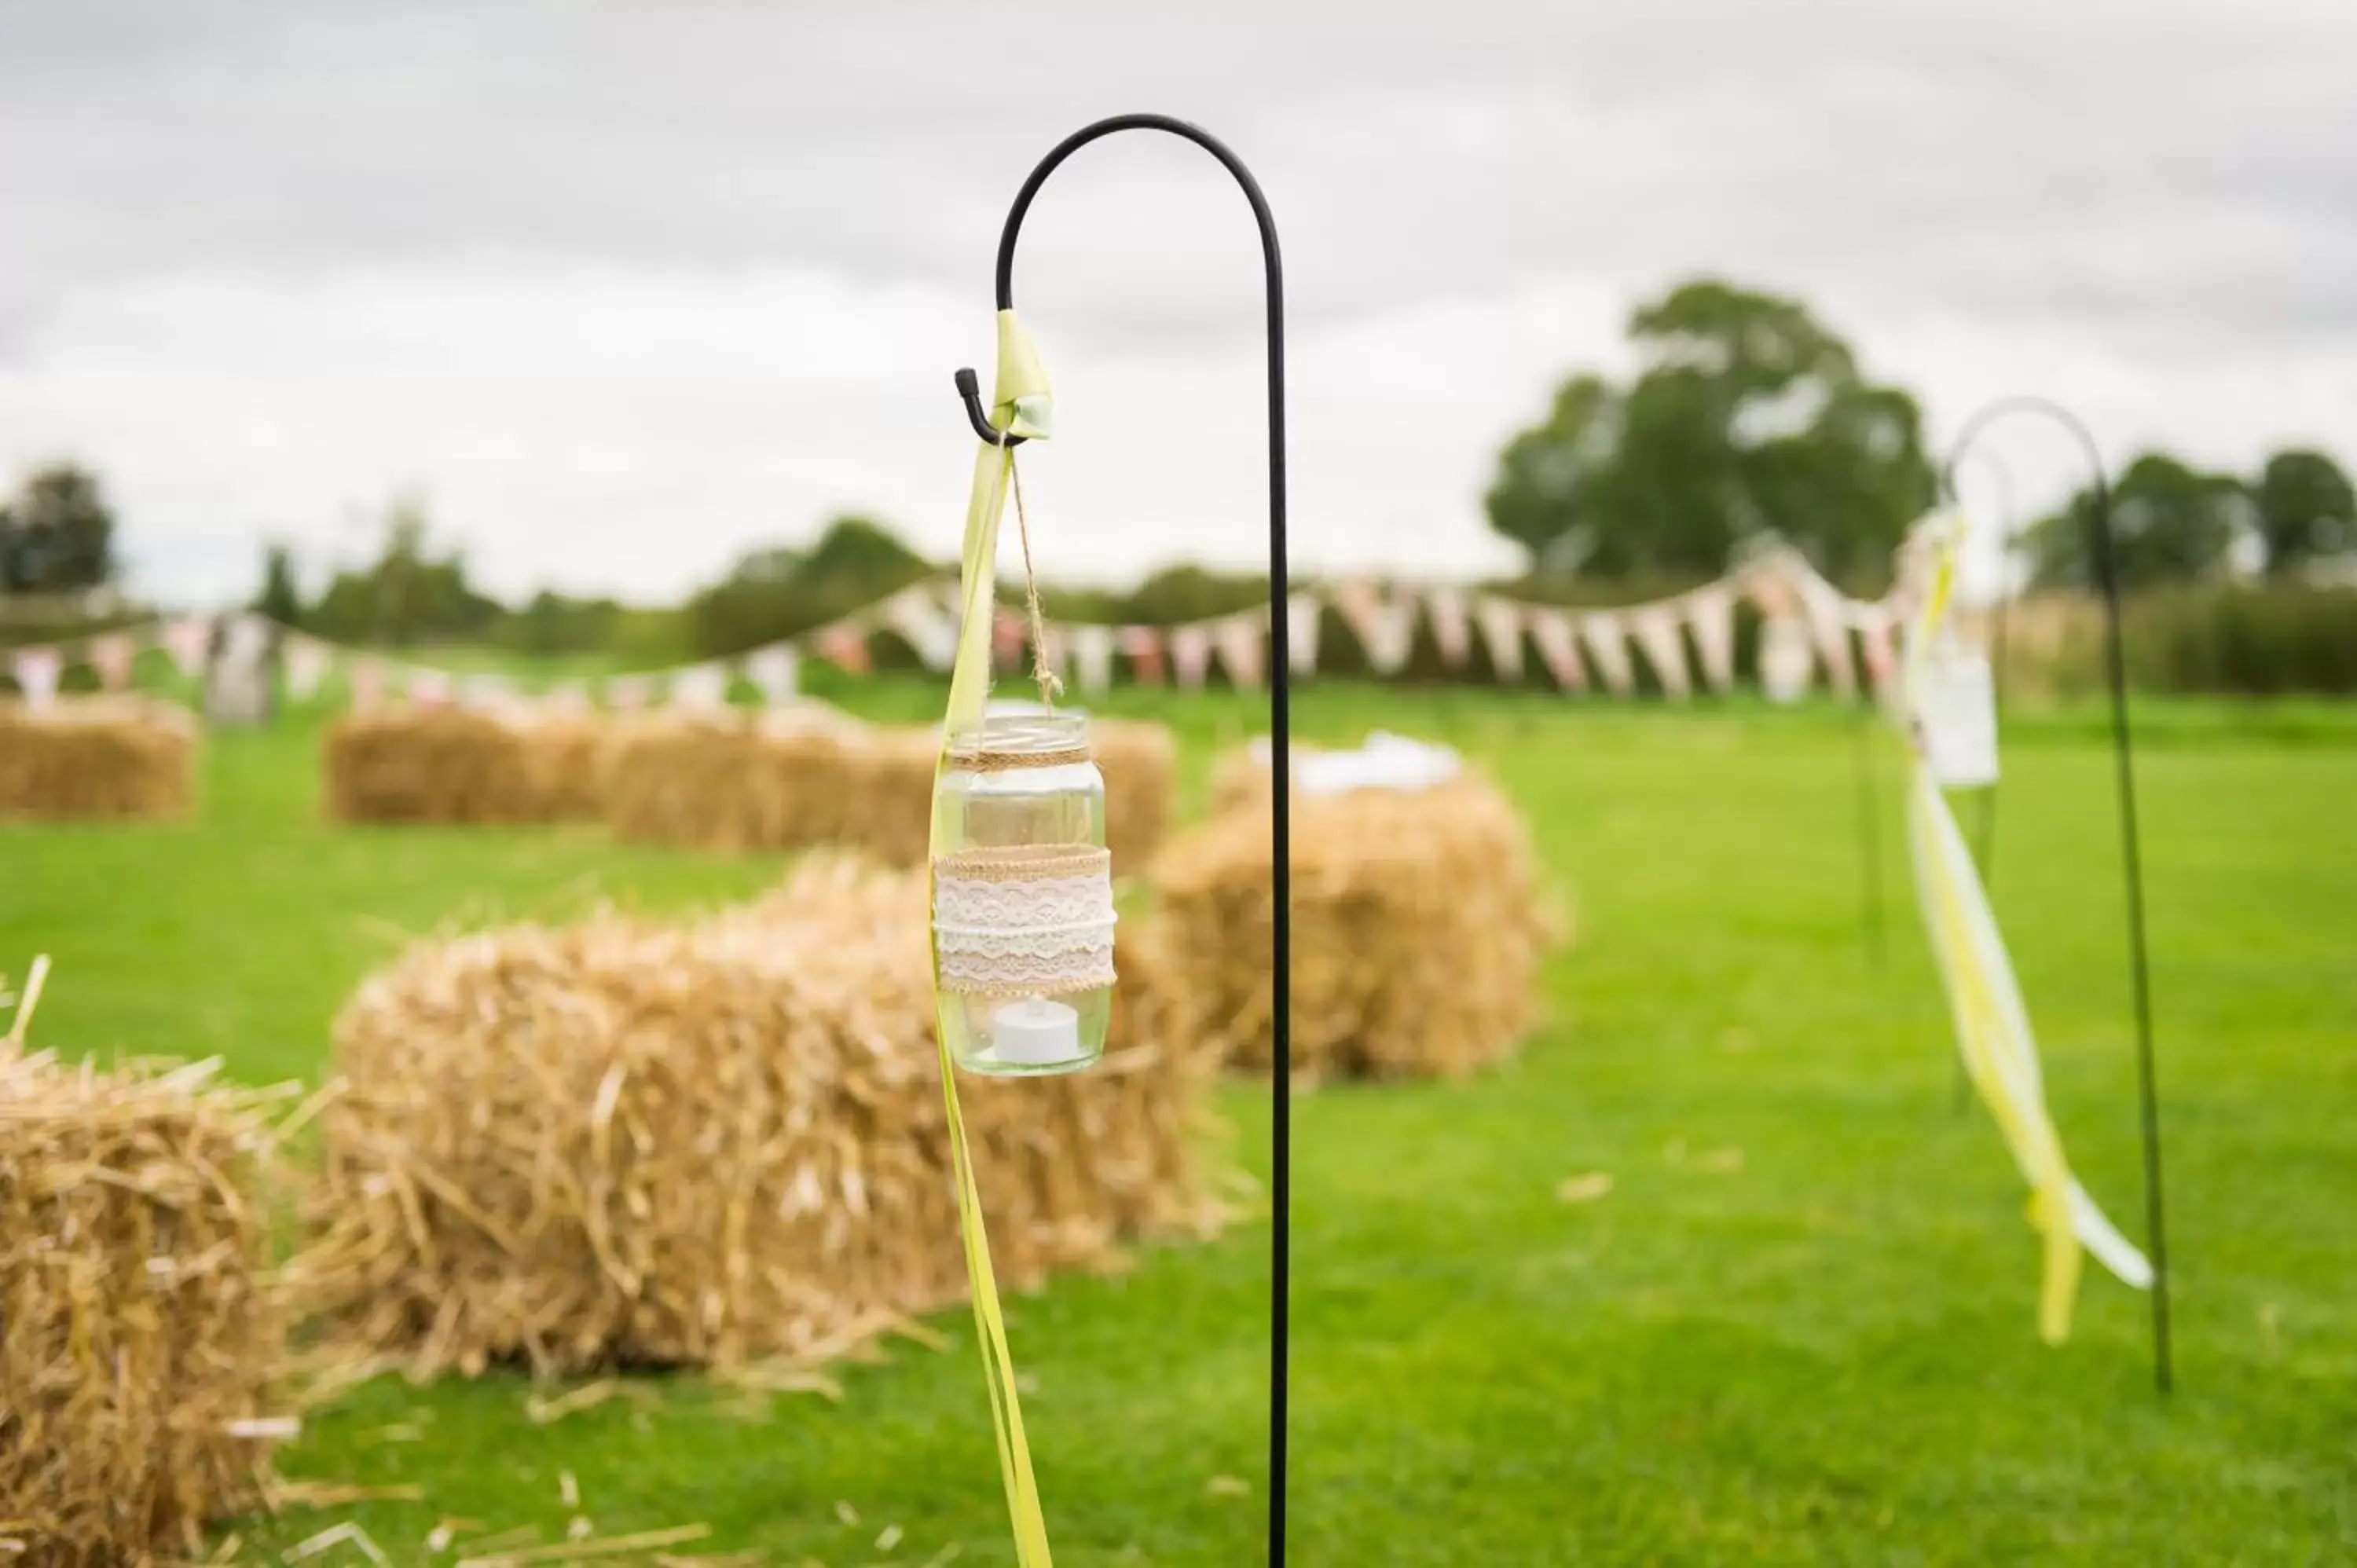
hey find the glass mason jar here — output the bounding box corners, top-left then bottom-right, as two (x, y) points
(931, 711), (1114, 1075)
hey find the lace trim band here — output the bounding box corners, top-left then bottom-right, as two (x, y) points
(933, 844), (1116, 996)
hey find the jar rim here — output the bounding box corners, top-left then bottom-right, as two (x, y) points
(951, 709), (1087, 749)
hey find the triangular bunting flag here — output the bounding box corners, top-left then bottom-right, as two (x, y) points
(1213, 614), (1266, 690)
(11, 646), (62, 709)
(1071, 625), (1116, 694)
(672, 663), (730, 710)
(746, 646), (801, 705)
(89, 632), (136, 691)
(1171, 625), (1213, 691)
(285, 637), (332, 700)
(1426, 585), (1472, 669)
(819, 624), (872, 676)
(992, 606), (1027, 675)
(1581, 611), (1636, 696)
(1530, 610), (1586, 691)
(458, 673), (518, 711)
(1686, 587), (1736, 695)
(885, 583), (961, 671)
(1473, 597), (1525, 681)
(1796, 577), (1857, 700)
(1631, 605), (1693, 701)
(1860, 606), (1900, 705)
(162, 616), (211, 677)
(1285, 594), (1321, 675)
(350, 657), (387, 710)
(1759, 617), (1813, 704)
(1120, 626), (1165, 686)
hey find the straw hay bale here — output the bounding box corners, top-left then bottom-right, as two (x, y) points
(0, 1047), (290, 1563)
(1155, 761), (1553, 1081)
(324, 707), (531, 824)
(323, 705), (646, 826)
(291, 856), (1219, 1379)
(1091, 718), (1176, 873)
(831, 726), (940, 869)
(0, 697), (195, 821)
(599, 707), (867, 855)
(505, 709), (617, 822)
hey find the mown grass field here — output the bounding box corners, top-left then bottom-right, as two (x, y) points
(4, 683), (2354, 1564)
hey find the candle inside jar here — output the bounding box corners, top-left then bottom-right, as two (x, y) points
(990, 996), (1081, 1066)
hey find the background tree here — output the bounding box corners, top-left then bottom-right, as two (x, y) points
(0, 463), (116, 594)
(1483, 374), (1622, 573)
(686, 513), (934, 657)
(2022, 452), (2251, 589)
(308, 497), (501, 645)
(1485, 280), (1935, 583)
(252, 542), (304, 625)
(2253, 448), (2356, 577)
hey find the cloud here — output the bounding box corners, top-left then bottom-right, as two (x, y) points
(3, 0), (2355, 603)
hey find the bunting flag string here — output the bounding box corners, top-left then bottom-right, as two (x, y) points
(3, 536), (1913, 714)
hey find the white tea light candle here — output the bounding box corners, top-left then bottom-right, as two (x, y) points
(990, 997), (1083, 1066)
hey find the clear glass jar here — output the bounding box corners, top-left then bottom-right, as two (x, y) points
(931, 712), (1113, 1075)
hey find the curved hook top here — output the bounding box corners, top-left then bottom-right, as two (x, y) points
(953, 113), (1285, 446)
(1940, 394), (2109, 509)
(991, 113), (1282, 310)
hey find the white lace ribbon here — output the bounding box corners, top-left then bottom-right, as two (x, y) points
(933, 845), (1116, 996)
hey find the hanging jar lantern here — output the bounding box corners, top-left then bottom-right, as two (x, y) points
(932, 709), (1114, 1075)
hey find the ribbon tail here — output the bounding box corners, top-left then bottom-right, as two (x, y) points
(926, 306), (1058, 1568)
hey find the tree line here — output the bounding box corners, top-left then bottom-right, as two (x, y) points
(1482, 280), (2355, 590)
(5, 274), (2352, 646)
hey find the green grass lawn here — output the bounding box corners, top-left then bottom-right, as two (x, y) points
(4, 685), (2354, 1564)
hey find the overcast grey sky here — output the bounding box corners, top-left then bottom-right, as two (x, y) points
(4, 1), (2354, 603)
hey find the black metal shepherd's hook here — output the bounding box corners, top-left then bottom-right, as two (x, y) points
(951, 113), (1295, 1561)
(1941, 395), (2172, 1396)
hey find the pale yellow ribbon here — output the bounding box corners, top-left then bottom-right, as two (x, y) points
(1899, 515), (2152, 1343)
(929, 310), (1055, 1566)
